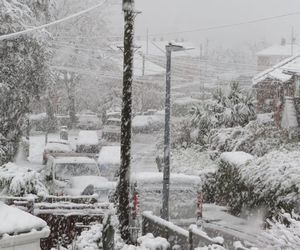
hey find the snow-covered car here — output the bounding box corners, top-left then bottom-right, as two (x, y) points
(130, 172), (201, 221)
(44, 155), (115, 201)
(132, 113), (164, 133)
(77, 111), (101, 130)
(42, 140), (73, 164)
(102, 118), (121, 141)
(75, 130), (100, 154)
(98, 146), (120, 181)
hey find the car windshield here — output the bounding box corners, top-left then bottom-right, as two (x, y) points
(55, 163), (99, 179)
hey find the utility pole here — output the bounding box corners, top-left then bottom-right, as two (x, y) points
(162, 46), (172, 221)
(146, 28), (149, 55)
(162, 43), (192, 221)
(291, 26), (295, 56)
(199, 44), (204, 101)
(118, 0), (135, 243)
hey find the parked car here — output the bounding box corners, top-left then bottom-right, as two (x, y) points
(76, 130), (100, 154)
(102, 118), (121, 141)
(130, 172), (201, 221)
(77, 111), (101, 130)
(132, 113), (164, 134)
(43, 140), (73, 164)
(98, 146), (120, 181)
(44, 155), (115, 201)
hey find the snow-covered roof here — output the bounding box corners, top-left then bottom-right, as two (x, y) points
(253, 54), (300, 86)
(54, 156), (97, 165)
(77, 130), (99, 145)
(98, 146), (120, 165)
(0, 202), (47, 236)
(220, 151), (254, 167)
(257, 44), (300, 57)
(131, 172), (201, 185)
(281, 96), (299, 129)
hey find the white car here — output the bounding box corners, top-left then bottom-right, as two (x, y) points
(44, 155), (115, 201)
(43, 140), (73, 164)
(98, 146), (120, 181)
(76, 130), (100, 154)
(130, 172), (201, 221)
(102, 118), (121, 141)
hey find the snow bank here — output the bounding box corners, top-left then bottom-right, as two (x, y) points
(220, 151), (254, 167)
(0, 162), (48, 196)
(0, 202), (47, 236)
(98, 146), (120, 165)
(77, 130), (99, 145)
(121, 233), (170, 250)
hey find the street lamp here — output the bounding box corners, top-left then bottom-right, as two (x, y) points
(162, 42), (194, 221)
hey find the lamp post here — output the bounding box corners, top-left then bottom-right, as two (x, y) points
(162, 43), (194, 221)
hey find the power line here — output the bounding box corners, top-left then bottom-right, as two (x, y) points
(53, 10), (300, 40)
(146, 11), (300, 37)
(0, 0), (108, 41)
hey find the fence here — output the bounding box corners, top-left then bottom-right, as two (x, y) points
(142, 211), (223, 250)
(1, 196), (111, 250)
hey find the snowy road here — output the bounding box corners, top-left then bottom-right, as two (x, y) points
(131, 133), (158, 173)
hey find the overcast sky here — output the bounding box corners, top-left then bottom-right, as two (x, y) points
(108, 0), (300, 48)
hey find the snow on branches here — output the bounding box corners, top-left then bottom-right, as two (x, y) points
(0, 162), (48, 196)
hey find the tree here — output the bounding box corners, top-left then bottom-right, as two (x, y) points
(0, 0), (51, 164)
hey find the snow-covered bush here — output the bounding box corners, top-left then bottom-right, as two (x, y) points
(171, 145), (217, 176)
(203, 150), (300, 216)
(195, 244), (226, 250)
(0, 163), (48, 196)
(262, 212), (300, 249)
(209, 119), (288, 157)
(121, 233), (170, 250)
(74, 224), (103, 250)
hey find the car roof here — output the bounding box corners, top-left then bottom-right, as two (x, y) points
(131, 172), (201, 185)
(53, 156), (97, 164)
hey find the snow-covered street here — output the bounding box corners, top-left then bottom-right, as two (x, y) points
(2, 0), (300, 249)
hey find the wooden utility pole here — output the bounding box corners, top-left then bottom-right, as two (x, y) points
(118, 0), (135, 243)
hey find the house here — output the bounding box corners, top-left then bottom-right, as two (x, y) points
(0, 202), (49, 250)
(256, 41), (300, 72)
(253, 54), (300, 128)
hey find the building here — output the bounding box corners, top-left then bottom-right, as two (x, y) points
(253, 54), (300, 129)
(256, 42), (300, 72)
(0, 203), (49, 250)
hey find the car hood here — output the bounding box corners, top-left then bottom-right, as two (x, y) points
(64, 175), (116, 196)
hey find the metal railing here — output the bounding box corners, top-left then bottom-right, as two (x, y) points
(142, 211), (223, 250)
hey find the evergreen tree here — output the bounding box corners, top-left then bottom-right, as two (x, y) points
(0, 0), (51, 164)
